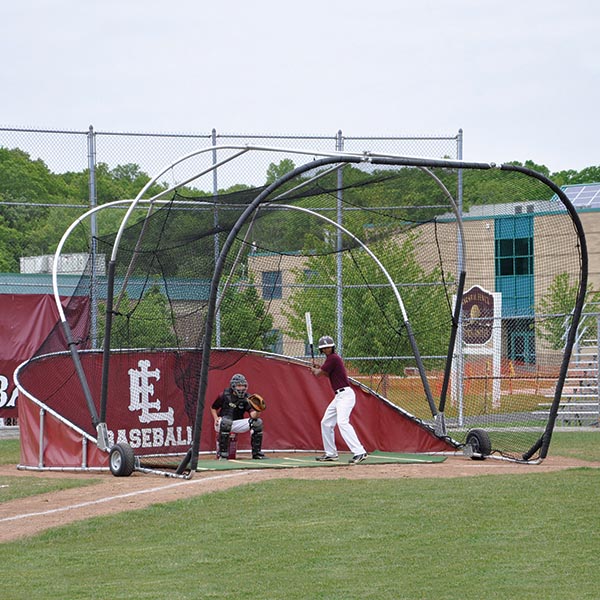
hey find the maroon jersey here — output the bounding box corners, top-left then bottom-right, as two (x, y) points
(320, 352), (350, 392)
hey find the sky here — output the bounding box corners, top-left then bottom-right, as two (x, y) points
(1, 0), (599, 174)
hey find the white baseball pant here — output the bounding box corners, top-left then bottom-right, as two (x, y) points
(320, 387), (366, 456)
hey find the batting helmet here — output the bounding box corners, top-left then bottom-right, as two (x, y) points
(230, 373), (248, 397)
(317, 335), (335, 350)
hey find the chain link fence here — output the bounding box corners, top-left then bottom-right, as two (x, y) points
(0, 125), (462, 292)
(0, 126), (461, 425)
(0, 126), (461, 193)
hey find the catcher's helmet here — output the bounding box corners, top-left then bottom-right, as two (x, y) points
(317, 335), (335, 350)
(230, 373), (248, 397)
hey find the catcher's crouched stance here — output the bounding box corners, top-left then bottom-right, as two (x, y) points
(210, 373), (267, 459)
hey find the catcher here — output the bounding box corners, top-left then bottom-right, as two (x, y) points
(210, 373), (267, 460)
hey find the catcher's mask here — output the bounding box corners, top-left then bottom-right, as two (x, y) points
(230, 373), (248, 398)
(318, 335), (335, 351)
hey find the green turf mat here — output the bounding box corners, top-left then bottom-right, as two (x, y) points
(194, 451), (446, 471)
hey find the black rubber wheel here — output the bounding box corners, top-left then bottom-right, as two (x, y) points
(465, 428), (492, 460)
(109, 443), (136, 477)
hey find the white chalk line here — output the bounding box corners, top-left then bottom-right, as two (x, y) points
(281, 455), (439, 465)
(0, 470), (251, 524)
(366, 456), (439, 464)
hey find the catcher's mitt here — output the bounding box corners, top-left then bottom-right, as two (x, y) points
(248, 393), (266, 412)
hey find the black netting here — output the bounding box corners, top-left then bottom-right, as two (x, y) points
(23, 160), (585, 464)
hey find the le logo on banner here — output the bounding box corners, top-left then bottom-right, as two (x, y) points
(128, 359), (174, 425)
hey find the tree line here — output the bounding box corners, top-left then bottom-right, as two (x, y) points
(1, 146), (599, 272)
(1, 147), (596, 366)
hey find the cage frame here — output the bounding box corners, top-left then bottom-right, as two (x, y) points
(40, 146), (587, 475)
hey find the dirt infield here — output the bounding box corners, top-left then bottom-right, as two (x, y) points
(1, 454), (598, 543)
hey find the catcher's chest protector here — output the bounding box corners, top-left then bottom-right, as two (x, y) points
(221, 390), (247, 419)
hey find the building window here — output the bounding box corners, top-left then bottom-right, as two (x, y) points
(262, 270), (282, 300)
(495, 237), (532, 276)
(266, 329), (283, 354)
(495, 214), (534, 318)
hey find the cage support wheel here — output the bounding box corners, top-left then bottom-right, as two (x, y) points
(109, 443), (136, 476)
(465, 428), (491, 461)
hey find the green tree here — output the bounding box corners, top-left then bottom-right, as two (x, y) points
(0, 149), (172, 271)
(283, 232), (451, 374)
(217, 280), (277, 351)
(266, 159), (296, 184)
(551, 165), (600, 187)
(537, 274), (599, 350)
(97, 286), (177, 349)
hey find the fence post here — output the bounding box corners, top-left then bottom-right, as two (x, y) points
(212, 128), (221, 346)
(336, 130), (344, 353)
(596, 315), (600, 421)
(87, 125), (99, 348)
(455, 128), (466, 425)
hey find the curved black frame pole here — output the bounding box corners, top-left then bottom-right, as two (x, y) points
(185, 155), (496, 472)
(372, 157), (492, 418)
(414, 166), (467, 426)
(501, 164), (588, 460)
(438, 269), (467, 415)
(185, 157), (361, 471)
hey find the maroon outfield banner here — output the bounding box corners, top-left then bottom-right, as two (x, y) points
(17, 348), (456, 469)
(0, 294), (89, 420)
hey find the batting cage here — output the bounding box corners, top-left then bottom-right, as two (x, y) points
(14, 147), (587, 476)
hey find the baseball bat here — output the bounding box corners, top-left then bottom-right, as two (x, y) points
(305, 311), (315, 363)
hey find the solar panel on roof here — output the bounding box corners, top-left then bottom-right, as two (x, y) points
(554, 182), (600, 208)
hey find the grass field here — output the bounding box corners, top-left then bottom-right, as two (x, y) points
(0, 432), (598, 599)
